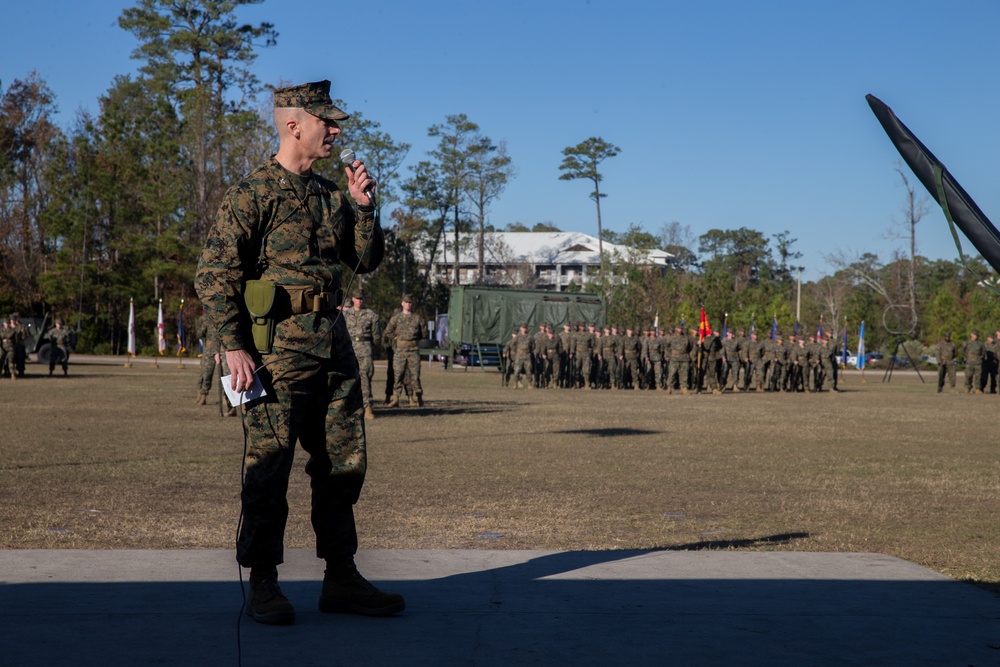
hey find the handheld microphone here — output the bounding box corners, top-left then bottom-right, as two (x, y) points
(339, 148), (376, 206)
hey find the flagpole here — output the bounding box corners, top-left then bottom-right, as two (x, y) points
(178, 298), (185, 368)
(155, 298), (163, 368)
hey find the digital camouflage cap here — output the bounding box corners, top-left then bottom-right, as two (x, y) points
(273, 80), (349, 121)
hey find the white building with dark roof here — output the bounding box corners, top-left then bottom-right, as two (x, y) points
(414, 231), (673, 291)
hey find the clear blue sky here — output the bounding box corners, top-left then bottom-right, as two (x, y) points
(4, 0), (1000, 281)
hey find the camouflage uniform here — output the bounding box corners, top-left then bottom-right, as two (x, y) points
(606, 327), (623, 389)
(531, 325), (547, 388)
(647, 331), (665, 390)
(785, 339), (803, 391)
(575, 324), (595, 389)
(194, 151), (383, 568)
(8, 315), (28, 377)
(687, 329), (700, 390)
(383, 304), (427, 404)
(805, 336), (822, 391)
(557, 324), (573, 388)
(621, 330), (641, 390)
(768, 337), (787, 391)
(699, 332), (722, 393)
(936, 336), (957, 392)
(721, 332), (739, 390)
(733, 330), (749, 389)
(666, 327), (691, 393)
(963, 333), (984, 394)
(196, 312), (232, 407)
(820, 334), (837, 391)
(983, 335), (998, 393)
(747, 333), (766, 390)
(541, 330), (562, 388)
(592, 329), (605, 387)
(46, 322), (74, 376)
(343, 304), (381, 409)
(0, 320), (13, 379)
(510, 327), (535, 388)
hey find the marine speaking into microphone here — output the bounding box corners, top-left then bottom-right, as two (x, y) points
(340, 148), (376, 208)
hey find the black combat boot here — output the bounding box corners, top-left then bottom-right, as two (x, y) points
(246, 566), (295, 625)
(319, 558), (405, 617)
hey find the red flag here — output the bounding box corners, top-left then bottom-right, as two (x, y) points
(699, 307), (711, 342)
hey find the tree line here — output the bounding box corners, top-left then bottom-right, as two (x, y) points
(2, 0), (997, 359)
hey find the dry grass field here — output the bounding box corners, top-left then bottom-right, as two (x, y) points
(2, 357), (998, 593)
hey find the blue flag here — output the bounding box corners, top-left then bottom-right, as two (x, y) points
(771, 316), (777, 340)
(176, 305), (186, 355)
(857, 321), (866, 370)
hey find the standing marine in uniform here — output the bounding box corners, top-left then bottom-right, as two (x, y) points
(501, 329), (517, 387)
(607, 324), (623, 389)
(383, 294), (427, 406)
(821, 332), (838, 392)
(571, 323), (590, 389)
(768, 334), (787, 392)
(805, 334), (822, 392)
(720, 329), (738, 391)
(343, 287), (381, 419)
(8, 313), (28, 378)
(532, 323), (548, 388)
(46, 318), (75, 377)
(619, 326), (640, 390)
(646, 328), (665, 390)
(963, 330), (984, 394)
(936, 332), (957, 393)
(541, 324), (562, 388)
(699, 329), (722, 394)
(747, 330), (765, 391)
(1, 319), (15, 379)
(557, 322), (573, 388)
(194, 80), (402, 625)
(666, 324), (690, 394)
(510, 322), (535, 389)
(195, 308), (235, 414)
(983, 333), (998, 394)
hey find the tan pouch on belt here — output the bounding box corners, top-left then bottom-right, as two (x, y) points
(244, 280), (277, 354)
(281, 284), (313, 314)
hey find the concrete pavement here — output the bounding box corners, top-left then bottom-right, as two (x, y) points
(2, 548), (998, 666)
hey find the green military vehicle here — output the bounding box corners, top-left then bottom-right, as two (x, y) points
(429, 286), (606, 368)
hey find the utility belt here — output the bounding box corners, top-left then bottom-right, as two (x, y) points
(244, 280), (342, 354)
(396, 340), (418, 349)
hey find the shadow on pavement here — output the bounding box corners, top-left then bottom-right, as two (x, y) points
(4, 547), (999, 666)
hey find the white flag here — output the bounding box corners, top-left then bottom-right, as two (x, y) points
(157, 300), (166, 355)
(127, 299), (136, 356)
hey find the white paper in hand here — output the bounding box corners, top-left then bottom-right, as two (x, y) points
(221, 373), (267, 406)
